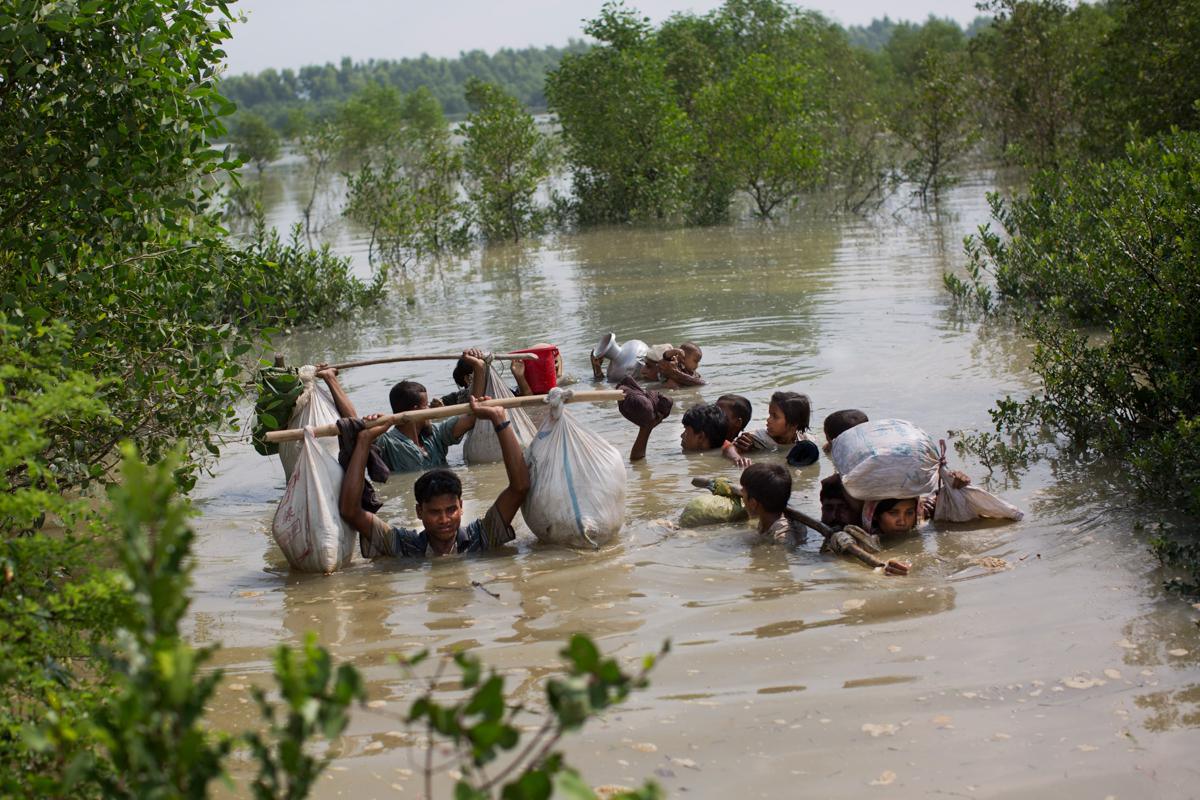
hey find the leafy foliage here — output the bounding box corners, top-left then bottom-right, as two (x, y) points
(233, 112), (282, 173)
(945, 130), (1200, 515)
(463, 79), (556, 241)
(396, 634), (668, 799)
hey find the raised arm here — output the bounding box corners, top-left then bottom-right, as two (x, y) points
(468, 396), (530, 525)
(338, 421), (388, 537)
(510, 357), (532, 397)
(316, 365), (357, 418)
(629, 412), (667, 462)
(464, 347), (488, 398)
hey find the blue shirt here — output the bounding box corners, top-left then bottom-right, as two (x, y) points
(360, 504), (515, 558)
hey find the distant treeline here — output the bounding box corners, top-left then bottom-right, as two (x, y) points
(220, 14), (997, 131)
(219, 42), (590, 127)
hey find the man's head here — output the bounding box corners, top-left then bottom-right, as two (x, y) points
(390, 380), (429, 414)
(680, 403), (727, 451)
(822, 408), (868, 454)
(717, 393), (752, 439)
(766, 391), (811, 439)
(677, 341), (703, 374)
(740, 463), (791, 516)
(414, 468), (464, 544)
(451, 358), (473, 389)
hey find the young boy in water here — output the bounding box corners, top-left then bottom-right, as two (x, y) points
(629, 401), (728, 461)
(717, 394), (752, 440)
(740, 463), (806, 543)
(657, 342), (706, 388)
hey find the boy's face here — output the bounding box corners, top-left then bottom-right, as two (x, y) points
(640, 360), (661, 381)
(877, 499), (918, 536)
(680, 424), (709, 452)
(765, 402), (795, 440)
(417, 494), (464, 543)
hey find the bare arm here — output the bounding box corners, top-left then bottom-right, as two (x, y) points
(464, 347), (488, 398)
(469, 396), (530, 525)
(658, 360), (706, 387)
(510, 358), (532, 396)
(629, 412), (666, 462)
(590, 352), (604, 381)
(721, 440), (751, 467)
(316, 365), (357, 418)
(338, 422), (387, 537)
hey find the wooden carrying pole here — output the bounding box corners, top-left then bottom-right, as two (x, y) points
(264, 390), (624, 443)
(330, 352), (536, 371)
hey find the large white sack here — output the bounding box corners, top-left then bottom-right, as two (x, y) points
(831, 418), (941, 502)
(522, 388), (625, 548)
(463, 364), (537, 464)
(933, 465), (1024, 522)
(272, 427), (357, 573)
(278, 365), (340, 481)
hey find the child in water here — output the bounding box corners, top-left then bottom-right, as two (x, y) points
(740, 463), (806, 543)
(729, 391), (820, 467)
(657, 342), (706, 387)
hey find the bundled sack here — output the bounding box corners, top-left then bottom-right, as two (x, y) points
(933, 465), (1024, 522)
(830, 418), (941, 502)
(278, 365), (340, 481)
(271, 428), (357, 573)
(463, 363), (538, 464)
(522, 388), (626, 547)
(679, 477), (747, 527)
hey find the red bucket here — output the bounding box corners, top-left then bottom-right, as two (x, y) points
(511, 344), (559, 395)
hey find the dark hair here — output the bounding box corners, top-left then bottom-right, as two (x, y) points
(452, 358), (473, 389)
(680, 341), (702, 360)
(823, 409), (868, 442)
(389, 380), (427, 413)
(681, 403), (727, 449)
(740, 463), (791, 513)
(770, 390), (811, 432)
(414, 468), (462, 504)
(717, 394), (752, 433)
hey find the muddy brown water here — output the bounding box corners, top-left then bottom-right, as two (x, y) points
(192, 168), (1200, 798)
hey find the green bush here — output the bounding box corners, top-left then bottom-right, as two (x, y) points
(946, 129), (1200, 515)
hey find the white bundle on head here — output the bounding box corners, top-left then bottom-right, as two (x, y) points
(521, 388), (626, 548)
(272, 428), (357, 573)
(278, 364), (340, 481)
(463, 362), (537, 464)
(831, 418), (941, 502)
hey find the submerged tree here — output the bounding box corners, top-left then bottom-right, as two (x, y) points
(892, 48), (978, 202)
(546, 3), (693, 224)
(462, 79), (554, 242)
(695, 53), (824, 218)
(232, 112), (281, 173)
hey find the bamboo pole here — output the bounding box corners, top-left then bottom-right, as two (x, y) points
(264, 390), (624, 443)
(329, 352), (536, 370)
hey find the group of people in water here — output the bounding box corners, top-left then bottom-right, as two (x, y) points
(313, 338), (981, 575)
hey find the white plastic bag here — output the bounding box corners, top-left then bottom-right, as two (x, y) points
(463, 364), (537, 464)
(831, 418), (941, 502)
(933, 466), (1024, 522)
(278, 365), (340, 481)
(522, 388), (626, 547)
(271, 427), (357, 573)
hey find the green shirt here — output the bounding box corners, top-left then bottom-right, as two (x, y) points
(375, 417), (465, 473)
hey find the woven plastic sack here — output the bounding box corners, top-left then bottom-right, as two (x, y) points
(463, 363), (537, 464)
(831, 418), (941, 502)
(522, 388), (625, 547)
(278, 365), (340, 481)
(933, 466), (1024, 522)
(271, 428), (357, 573)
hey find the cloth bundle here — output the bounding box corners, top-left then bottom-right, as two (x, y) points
(522, 388), (626, 548)
(277, 366), (340, 481)
(271, 428), (357, 573)
(463, 363), (537, 464)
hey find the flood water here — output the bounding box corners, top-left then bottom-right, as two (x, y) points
(190, 164), (1200, 798)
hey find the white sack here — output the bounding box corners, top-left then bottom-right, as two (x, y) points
(272, 427), (357, 573)
(278, 365), (340, 481)
(933, 465), (1024, 522)
(831, 418), (941, 502)
(463, 364), (537, 464)
(522, 388), (626, 548)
